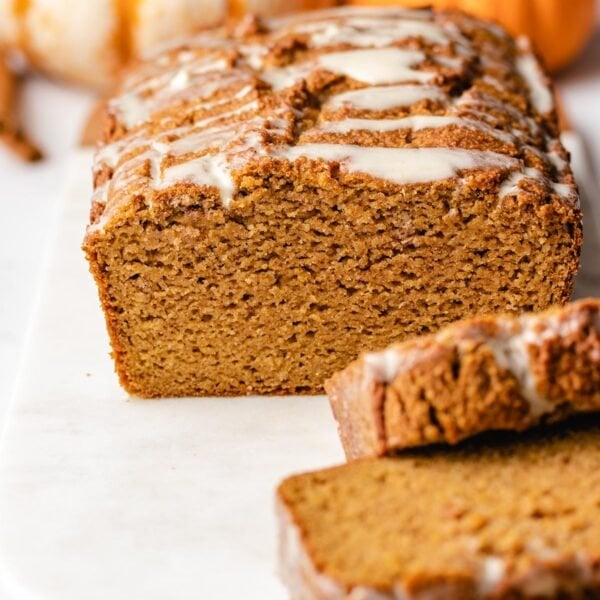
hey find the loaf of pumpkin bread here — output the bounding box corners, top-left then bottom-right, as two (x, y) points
(84, 6), (581, 397)
(277, 416), (600, 599)
(327, 298), (600, 459)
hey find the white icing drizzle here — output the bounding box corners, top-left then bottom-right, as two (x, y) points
(291, 17), (452, 48)
(485, 322), (554, 418)
(500, 167), (577, 203)
(154, 112), (288, 208)
(169, 68), (190, 91)
(434, 55), (463, 69)
(238, 44), (268, 70)
(91, 115), (277, 229)
(96, 97), (258, 170)
(262, 48), (441, 92)
(516, 42), (553, 114)
(317, 48), (435, 85)
(481, 75), (505, 92)
(522, 309), (594, 343)
(478, 307), (596, 417)
(111, 57), (235, 128)
(96, 135), (134, 169)
(548, 149), (568, 173)
(316, 115), (516, 145)
(455, 90), (542, 140)
(275, 144), (517, 186)
(478, 557), (506, 596)
(111, 94), (148, 130)
(163, 123), (244, 157)
(319, 115), (465, 133)
(157, 153), (234, 204)
(363, 347), (432, 383)
(363, 341), (443, 386)
(326, 85), (446, 111)
(260, 63), (313, 92)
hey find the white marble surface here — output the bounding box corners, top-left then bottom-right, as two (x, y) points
(0, 76), (94, 429)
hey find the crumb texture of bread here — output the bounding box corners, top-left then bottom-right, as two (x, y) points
(327, 299), (600, 459)
(83, 6), (581, 397)
(277, 416), (600, 599)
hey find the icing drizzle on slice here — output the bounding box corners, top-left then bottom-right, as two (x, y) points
(326, 85), (447, 111)
(274, 144), (517, 185)
(516, 39), (554, 115)
(317, 48), (435, 85)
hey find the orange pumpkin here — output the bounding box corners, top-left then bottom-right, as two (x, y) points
(0, 0), (337, 88)
(347, 0), (597, 71)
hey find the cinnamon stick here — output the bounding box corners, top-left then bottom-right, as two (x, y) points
(0, 52), (42, 161)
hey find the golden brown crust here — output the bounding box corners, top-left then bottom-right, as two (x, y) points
(327, 360), (387, 458)
(277, 417), (600, 599)
(327, 299), (600, 459)
(83, 7), (582, 397)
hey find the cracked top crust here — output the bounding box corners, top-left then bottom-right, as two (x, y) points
(86, 6), (579, 235)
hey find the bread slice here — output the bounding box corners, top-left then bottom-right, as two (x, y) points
(277, 416), (600, 599)
(327, 299), (600, 459)
(84, 7), (581, 397)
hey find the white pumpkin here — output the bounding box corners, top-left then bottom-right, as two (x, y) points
(0, 0), (337, 88)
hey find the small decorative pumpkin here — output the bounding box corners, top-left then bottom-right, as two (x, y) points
(0, 0), (337, 89)
(347, 0), (597, 72)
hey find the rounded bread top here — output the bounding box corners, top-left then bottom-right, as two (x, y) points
(87, 6), (579, 233)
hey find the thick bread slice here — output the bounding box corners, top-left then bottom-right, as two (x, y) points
(277, 416), (600, 599)
(327, 299), (600, 459)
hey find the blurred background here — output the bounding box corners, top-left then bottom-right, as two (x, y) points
(0, 0), (599, 421)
